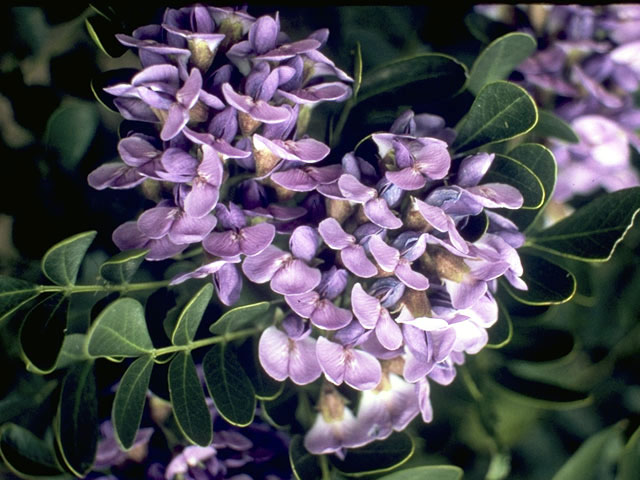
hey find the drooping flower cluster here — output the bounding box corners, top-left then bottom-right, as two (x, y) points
(89, 4), (529, 462)
(479, 4), (640, 201)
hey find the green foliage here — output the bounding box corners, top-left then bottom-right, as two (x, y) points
(167, 351), (212, 446)
(484, 154), (545, 209)
(56, 334), (89, 369)
(172, 284), (212, 346)
(0, 423), (64, 478)
(486, 301), (513, 349)
(203, 344), (256, 427)
(527, 187), (640, 261)
(99, 249), (148, 284)
(467, 32), (537, 95)
(618, 426), (640, 480)
(289, 435), (321, 480)
(55, 361), (99, 477)
(112, 355), (154, 450)
(209, 301), (271, 335)
(531, 110), (580, 143)
(377, 465), (464, 480)
(86, 298), (154, 357)
(0, 276), (40, 325)
(41, 231), (97, 286)
(329, 432), (414, 476)
(453, 81), (538, 154)
(503, 252), (576, 305)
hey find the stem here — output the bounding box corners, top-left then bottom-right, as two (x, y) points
(331, 99), (354, 149)
(319, 454), (331, 480)
(39, 279), (172, 296)
(152, 327), (261, 358)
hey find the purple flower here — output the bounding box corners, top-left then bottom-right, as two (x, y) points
(368, 234), (430, 291)
(338, 174), (402, 229)
(351, 283), (403, 351)
(137, 200), (216, 245)
(258, 315), (321, 385)
(112, 221), (187, 261)
(318, 218), (378, 278)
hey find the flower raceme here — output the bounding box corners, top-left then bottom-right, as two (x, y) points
(89, 4), (528, 459)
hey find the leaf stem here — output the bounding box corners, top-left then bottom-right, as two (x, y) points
(331, 99), (354, 149)
(151, 327), (261, 359)
(39, 279), (173, 296)
(319, 454), (331, 480)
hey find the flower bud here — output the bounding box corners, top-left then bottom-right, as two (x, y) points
(421, 246), (469, 282)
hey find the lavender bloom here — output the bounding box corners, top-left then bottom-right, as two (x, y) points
(351, 283), (403, 351)
(318, 218), (378, 278)
(368, 234), (430, 291)
(258, 315), (321, 385)
(94, 421), (154, 470)
(338, 174), (403, 229)
(113, 221), (187, 261)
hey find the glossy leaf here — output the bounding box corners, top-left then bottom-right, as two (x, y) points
(0, 423), (63, 478)
(209, 301), (271, 336)
(113, 355), (154, 450)
(55, 361), (99, 477)
(41, 231), (97, 286)
(330, 431), (414, 476)
(86, 297), (154, 357)
(237, 337), (284, 400)
(168, 351), (212, 446)
(465, 11), (513, 44)
(353, 42), (363, 99)
(56, 334), (90, 369)
(501, 143), (557, 232)
(527, 187), (640, 261)
(492, 367), (591, 409)
(467, 32), (537, 95)
(531, 110), (580, 144)
(85, 15), (127, 58)
(552, 423), (624, 480)
(20, 293), (68, 374)
(0, 276), (40, 325)
(503, 252), (576, 305)
(452, 81), (537, 154)
(289, 434), (321, 480)
(203, 344), (256, 427)
(44, 102), (99, 171)
(261, 387), (299, 429)
(99, 248), (148, 284)
(357, 53), (467, 104)
(172, 284), (212, 346)
(0, 378), (57, 425)
(377, 465), (464, 480)
(618, 425), (640, 480)
(484, 154), (544, 209)
(486, 300), (513, 349)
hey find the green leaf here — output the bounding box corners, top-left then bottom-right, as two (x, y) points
(289, 435), (321, 480)
(261, 387), (299, 428)
(501, 143), (557, 232)
(0, 378), (57, 425)
(41, 231), (97, 286)
(0, 423), (63, 478)
(492, 367), (591, 409)
(377, 465), (464, 480)
(112, 355), (154, 450)
(85, 15), (127, 58)
(502, 252), (576, 305)
(203, 344), (256, 427)
(486, 300), (513, 349)
(86, 298), (154, 357)
(353, 42), (363, 99)
(552, 423), (625, 480)
(44, 102), (99, 171)
(99, 248), (148, 284)
(467, 32), (537, 95)
(452, 81), (538, 154)
(56, 334), (90, 369)
(357, 53), (467, 104)
(55, 361), (99, 477)
(209, 301), (271, 336)
(464, 11), (513, 44)
(20, 293), (68, 374)
(329, 431), (414, 476)
(0, 276), (41, 325)
(168, 351), (212, 446)
(484, 154), (545, 209)
(172, 284), (212, 346)
(618, 425), (640, 480)
(531, 110), (580, 144)
(527, 187), (640, 261)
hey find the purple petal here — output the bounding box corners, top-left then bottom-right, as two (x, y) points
(351, 283), (381, 330)
(364, 198), (403, 229)
(285, 291), (319, 318)
(239, 222), (276, 256)
(395, 262), (430, 291)
(318, 267), (348, 300)
(87, 163), (145, 190)
(184, 181), (219, 218)
(112, 221), (147, 250)
(340, 246), (378, 278)
(344, 348), (382, 391)
(456, 153), (494, 188)
(385, 167), (426, 191)
(168, 213), (216, 245)
(258, 326), (290, 381)
(161, 103), (189, 141)
(160, 148), (198, 181)
(137, 206), (177, 239)
(271, 259), (321, 295)
(112, 97), (158, 122)
(375, 309), (403, 350)
(289, 337), (322, 385)
(242, 245), (290, 284)
(145, 236), (187, 261)
(249, 15), (278, 54)
(467, 183), (524, 209)
(338, 174), (376, 203)
(316, 336), (346, 385)
(310, 300), (353, 330)
(256, 38), (321, 61)
(277, 82), (351, 104)
(215, 203), (246, 230)
(202, 230), (242, 257)
(444, 279), (487, 310)
(118, 135), (160, 167)
(318, 218), (354, 250)
(199, 145), (224, 185)
(368, 235), (400, 272)
(214, 263), (243, 306)
(271, 168), (318, 191)
(289, 226), (319, 262)
(170, 258), (234, 285)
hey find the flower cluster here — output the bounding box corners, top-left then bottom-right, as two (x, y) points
(90, 3), (529, 463)
(481, 5), (640, 201)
